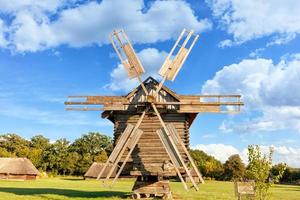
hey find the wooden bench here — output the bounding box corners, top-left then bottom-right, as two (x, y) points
(234, 181), (255, 200)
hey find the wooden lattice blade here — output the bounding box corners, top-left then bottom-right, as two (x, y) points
(110, 30), (145, 79)
(158, 29), (199, 81)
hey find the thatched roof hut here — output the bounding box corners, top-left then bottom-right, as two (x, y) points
(84, 162), (116, 180)
(0, 158), (39, 180)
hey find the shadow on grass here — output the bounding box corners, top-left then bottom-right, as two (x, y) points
(272, 185), (300, 192)
(0, 187), (128, 198)
(60, 178), (84, 181)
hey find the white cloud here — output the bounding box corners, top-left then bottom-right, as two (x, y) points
(218, 39), (233, 48)
(249, 48), (265, 58)
(0, 19), (8, 47)
(107, 47), (168, 92)
(194, 143), (300, 167)
(272, 146), (300, 167)
(267, 33), (297, 47)
(0, 0), (211, 52)
(194, 144), (241, 163)
(206, 0), (300, 45)
(0, 0), (65, 13)
(202, 54), (300, 133)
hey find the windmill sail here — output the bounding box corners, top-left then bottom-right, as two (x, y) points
(159, 29), (199, 81)
(110, 30), (145, 79)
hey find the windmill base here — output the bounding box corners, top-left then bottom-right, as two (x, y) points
(131, 176), (172, 199)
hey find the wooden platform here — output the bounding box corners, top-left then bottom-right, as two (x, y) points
(132, 176), (172, 199)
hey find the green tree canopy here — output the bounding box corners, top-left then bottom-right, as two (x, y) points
(70, 132), (112, 157)
(246, 145), (285, 200)
(30, 135), (50, 150)
(224, 154), (245, 181)
(190, 149), (224, 180)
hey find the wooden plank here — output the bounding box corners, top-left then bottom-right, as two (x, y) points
(235, 181), (255, 200)
(112, 112), (191, 175)
(167, 47), (188, 81)
(111, 128), (144, 186)
(158, 29), (198, 82)
(109, 29), (145, 80)
(157, 129), (180, 167)
(158, 58), (172, 78)
(180, 95), (242, 99)
(156, 128), (188, 191)
(110, 124), (134, 162)
(167, 123), (205, 184)
(103, 111), (146, 184)
(179, 104), (220, 113)
(158, 29), (186, 80)
(152, 103), (198, 191)
(123, 44), (144, 79)
(96, 124), (134, 180)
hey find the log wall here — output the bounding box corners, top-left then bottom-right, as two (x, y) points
(113, 112), (190, 175)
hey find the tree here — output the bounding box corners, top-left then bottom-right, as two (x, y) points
(29, 135), (51, 169)
(43, 138), (70, 175)
(69, 132), (112, 175)
(224, 154), (245, 181)
(30, 135), (50, 150)
(94, 150), (108, 162)
(27, 148), (43, 167)
(70, 132), (112, 157)
(64, 152), (80, 175)
(204, 159), (224, 180)
(0, 147), (14, 157)
(271, 163), (287, 183)
(246, 145), (285, 200)
(190, 149), (224, 180)
(0, 133), (30, 156)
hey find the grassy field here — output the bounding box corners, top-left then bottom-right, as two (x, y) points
(0, 177), (299, 200)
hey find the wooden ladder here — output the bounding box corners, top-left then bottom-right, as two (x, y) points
(166, 123), (204, 184)
(97, 123), (143, 185)
(156, 123), (202, 190)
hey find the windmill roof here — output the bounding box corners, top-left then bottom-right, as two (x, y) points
(0, 157), (39, 175)
(126, 76), (180, 101)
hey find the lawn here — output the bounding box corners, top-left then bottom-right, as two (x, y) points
(0, 177), (299, 200)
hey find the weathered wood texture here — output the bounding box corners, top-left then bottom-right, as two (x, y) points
(126, 79), (180, 111)
(65, 78), (243, 113)
(132, 178), (172, 199)
(111, 112), (190, 175)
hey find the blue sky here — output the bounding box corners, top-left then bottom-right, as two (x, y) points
(0, 0), (299, 167)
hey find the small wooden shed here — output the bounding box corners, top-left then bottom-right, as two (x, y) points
(0, 158), (39, 180)
(84, 162), (116, 180)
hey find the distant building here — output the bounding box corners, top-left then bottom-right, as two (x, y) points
(0, 158), (39, 180)
(84, 162), (116, 180)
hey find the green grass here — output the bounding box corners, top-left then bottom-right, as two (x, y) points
(0, 177), (299, 200)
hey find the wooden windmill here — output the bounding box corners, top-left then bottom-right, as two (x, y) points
(65, 29), (243, 199)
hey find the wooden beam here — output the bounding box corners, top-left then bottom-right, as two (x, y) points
(152, 103), (199, 191)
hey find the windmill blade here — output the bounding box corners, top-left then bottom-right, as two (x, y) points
(158, 29), (199, 82)
(151, 103), (199, 191)
(110, 29), (145, 79)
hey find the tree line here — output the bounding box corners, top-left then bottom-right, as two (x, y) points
(0, 133), (112, 175)
(189, 148), (299, 184)
(0, 133), (299, 184)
